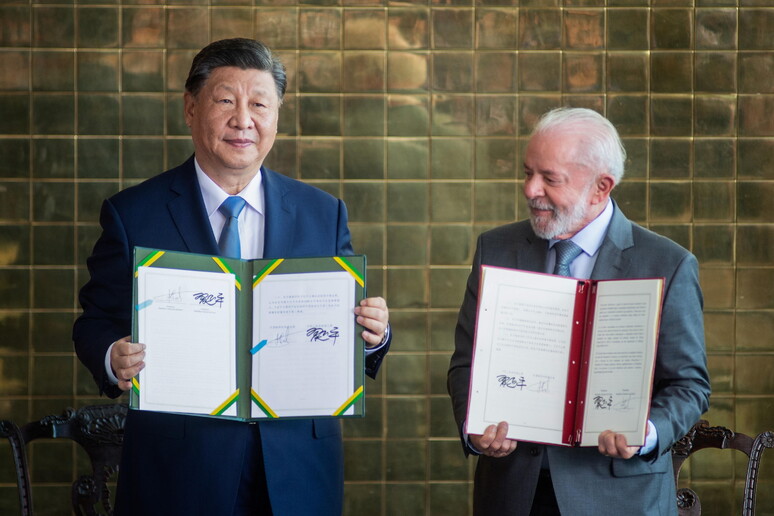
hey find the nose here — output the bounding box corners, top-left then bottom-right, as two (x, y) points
(523, 174), (544, 200)
(230, 102), (254, 130)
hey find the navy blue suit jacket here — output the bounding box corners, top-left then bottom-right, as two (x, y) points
(73, 157), (389, 515)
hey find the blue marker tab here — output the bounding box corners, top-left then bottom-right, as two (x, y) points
(250, 339), (268, 355)
(136, 299), (153, 311)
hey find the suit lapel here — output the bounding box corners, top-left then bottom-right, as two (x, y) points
(167, 157), (220, 255)
(590, 200), (634, 280)
(262, 167), (296, 258)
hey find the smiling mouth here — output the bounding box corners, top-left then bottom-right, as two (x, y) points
(226, 139), (254, 147)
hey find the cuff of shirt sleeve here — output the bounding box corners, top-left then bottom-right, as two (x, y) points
(104, 342), (120, 385)
(638, 420), (658, 455)
(365, 323), (390, 355)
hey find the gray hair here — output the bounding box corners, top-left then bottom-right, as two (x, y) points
(185, 38), (286, 104)
(531, 107), (626, 184)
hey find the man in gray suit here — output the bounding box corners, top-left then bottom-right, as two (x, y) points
(448, 107), (710, 515)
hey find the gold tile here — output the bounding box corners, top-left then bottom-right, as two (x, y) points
(476, 95), (516, 136)
(739, 52), (774, 94)
(735, 355), (774, 395)
(518, 95), (561, 135)
(621, 138), (647, 178)
(0, 7), (31, 47)
(212, 8), (254, 42)
(563, 53), (603, 93)
(476, 8), (518, 49)
(693, 224), (733, 264)
(432, 94), (474, 136)
(696, 8), (737, 50)
(33, 7), (74, 47)
(475, 181), (517, 223)
(388, 52), (428, 92)
(475, 139), (517, 180)
(386, 440), (426, 480)
(695, 95), (736, 136)
(388, 94), (429, 136)
(388, 8), (429, 50)
(344, 10), (386, 50)
(519, 9), (561, 49)
(386, 268), (426, 309)
(738, 139), (774, 179)
(387, 224), (428, 265)
(651, 96), (692, 137)
(431, 182), (472, 222)
(388, 139), (428, 179)
(344, 96), (385, 136)
(736, 268), (774, 309)
(694, 139), (735, 179)
(607, 9), (649, 50)
(739, 96), (774, 137)
(343, 52), (385, 92)
(738, 9), (774, 50)
(650, 139), (691, 179)
(476, 52), (517, 93)
(299, 95), (341, 135)
(607, 95), (648, 137)
(649, 182), (691, 222)
(651, 52), (692, 93)
(432, 138), (473, 179)
(700, 266), (735, 309)
(564, 9), (604, 49)
(78, 52), (119, 92)
(703, 311), (734, 352)
(736, 225), (774, 265)
(32, 52), (74, 91)
(651, 9), (693, 49)
(388, 182), (428, 221)
(431, 225), (472, 265)
(432, 52), (473, 92)
(166, 50), (196, 92)
(432, 8), (473, 49)
(518, 52), (561, 92)
(430, 268), (469, 308)
(694, 182), (734, 221)
(32, 94), (74, 135)
(122, 7), (164, 48)
(122, 51), (164, 92)
(298, 140), (341, 180)
(299, 52), (341, 93)
(299, 9), (341, 50)
(707, 354), (733, 394)
(344, 139), (384, 179)
(736, 312), (774, 352)
(255, 9), (299, 49)
(77, 7), (119, 48)
(695, 52), (737, 93)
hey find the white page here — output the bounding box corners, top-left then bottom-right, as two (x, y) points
(136, 266), (237, 416)
(579, 279), (661, 446)
(467, 267), (580, 445)
(251, 271), (355, 417)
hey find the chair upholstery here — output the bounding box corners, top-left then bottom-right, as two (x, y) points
(0, 403), (127, 516)
(672, 419), (774, 516)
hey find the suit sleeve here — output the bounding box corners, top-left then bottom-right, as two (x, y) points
(447, 234), (483, 453)
(72, 198), (134, 399)
(335, 199), (391, 379)
(648, 252), (711, 457)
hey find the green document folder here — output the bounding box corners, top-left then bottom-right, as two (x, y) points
(130, 247), (367, 420)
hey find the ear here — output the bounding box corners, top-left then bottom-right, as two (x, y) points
(183, 92), (195, 128)
(590, 174), (615, 205)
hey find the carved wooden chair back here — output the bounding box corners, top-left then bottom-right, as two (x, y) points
(672, 419), (774, 516)
(0, 403), (127, 516)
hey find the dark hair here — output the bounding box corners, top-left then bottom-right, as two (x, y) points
(184, 38), (287, 103)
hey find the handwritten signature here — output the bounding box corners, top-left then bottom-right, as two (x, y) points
(307, 326), (340, 345)
(593, 393), (635, 411)
(193, 292), (224, 308)
(496, 375), (551, 393)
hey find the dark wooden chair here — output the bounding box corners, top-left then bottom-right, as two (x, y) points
(672, 419), (774, 516)
(0, 403), (127, 516)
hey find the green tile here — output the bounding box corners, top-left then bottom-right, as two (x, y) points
(32, 225), (74, 266)
(0, 95), (28, 134)
(122, 139), (163, 180)
(77, 139), (118, 179)
(428, 353), (451, 395)
(735, 355), (774, 395)
(429, 268), (468, 309)
(166, 8), (209, 50)
(343, 484), (382, 516)
(166, 96), (189, 136)
(32, 139), (74, 179)
(738, 182), (774, 223)
(386, 224), (427, 266)
(343, 440), (382, 481)
(386, 354), (426, 395)
(0, 182), (30, 221)
(33, 182), (74, 222)
(739, 96), (774, 137)
(430, 225), (472, 265)
(386, 439), (426, 481)
(344, 96), (385, 137)
(388, 52), (429, 93)
(344, 139), (384, 180)
(122, 94), (164, 135)
(388, 183), (428, 222)
(349, 224), (384, 266)
(343, 182), (385, 223)
(430, 396), (459, 438)
(32, 94), (75, 135)
(431, 183), (471, 222)
(167, 139), (195, 170)
(78, 94), (120, 135)
(342, 395), (383, 438)
(78, 7), (119, 48)
(299, 140), (341, 180)
(431, 139), (473, 179)
(386, 268), (426, 309)
(429, 482), (471, 516)
(33, 7), (74, 47)
(429, 311), (458, 352)
(387, 311), (427, 352)
(299, 96), (341, 136)
(696, 9), (737, 50)
(474, 181), (516, 223)
(121, 7), (164, 48)
(33, 269), (74, 309)
(77, 52), (119, 92)
(122, 51), (164, 92)
(386, 484), (426, 516)
(0, 140), (30, 179)
(0, 312), (29, 352)
(429, 440), (468, 480)
(78, 182), (120, 223)
(31, 312), (74, 353)
(387, 139), (428, 180)
(738, 9), (774, 50)
(388, 95), (429, 136)
(0, 355), (28, 394)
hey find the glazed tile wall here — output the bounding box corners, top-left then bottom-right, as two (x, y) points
(0, 0), (773, 514)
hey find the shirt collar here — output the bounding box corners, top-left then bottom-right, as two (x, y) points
(194, 158), (264, 217)
(549, 199), (614, 258)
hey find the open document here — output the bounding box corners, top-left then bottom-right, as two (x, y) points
(132, 248), (366, 420)
(465, 266), (663, 447)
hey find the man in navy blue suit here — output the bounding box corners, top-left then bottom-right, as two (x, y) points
(73, 38), (391, 515)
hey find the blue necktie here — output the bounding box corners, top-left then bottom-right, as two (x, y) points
(218, 196), (247, 258)
(552, 239), (582, 277)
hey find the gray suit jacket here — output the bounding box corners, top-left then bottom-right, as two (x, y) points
(448, 202), (711, 516)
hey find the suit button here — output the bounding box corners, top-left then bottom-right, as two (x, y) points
(530, 447), (540, 456)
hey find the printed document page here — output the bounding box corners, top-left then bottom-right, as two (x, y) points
(136, 266), (237, 416)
